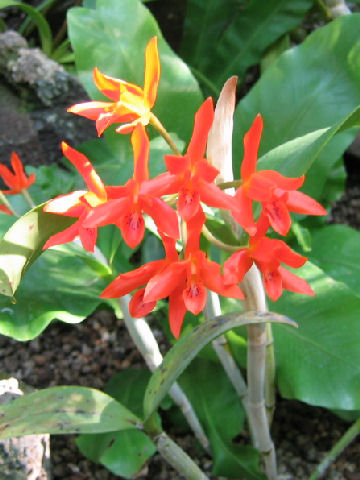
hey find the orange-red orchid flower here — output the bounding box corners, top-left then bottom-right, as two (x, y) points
(101, 232), (179, 319)
(83, 124), (179, 248)
(163, 98), (240, 222)
(143, 210), (244, 337)
(233, 114), (327, 236)
(224, 215), (314, 301)
(43, 142), (109, 252)
(68, 37), (160, 136)
(0, 152), (35, 195)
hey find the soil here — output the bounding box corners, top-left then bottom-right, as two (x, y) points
(0, 2), (360, 480)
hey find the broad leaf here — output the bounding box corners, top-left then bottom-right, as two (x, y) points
(180, 359), (265, 479)
(77, 370), (156, 479)
(0, 243), (108, 340)
(181, 0), (312, 92)
(308, 225), (360, 298)
(67, 0), (203, 144)
(233, 14), (360, 180)
(0, 205), (75, 298)
(144, 311), (295, 419)
(0, 386), (139, 439)
(272, 262), (360, 410)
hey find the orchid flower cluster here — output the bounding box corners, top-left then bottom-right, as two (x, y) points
(40, 37), (326, 338)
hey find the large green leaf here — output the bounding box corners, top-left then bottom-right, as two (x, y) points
(272, 262), (360, 410)
(233, 14), (360, 178)
(77, 370), (156, 479)
(180, 359), (265, 479)
(308, 225), (360, 298)
(182, 0), (312, 92)
(0, 386), (139, 439)
(0, 243), (108, 340)
(144, 311), (295, 420)
(67, 0), (202, 144)
(0, 205), (75, 298)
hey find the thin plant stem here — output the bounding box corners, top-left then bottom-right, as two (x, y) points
(217, 180), (242, 190)
(156, 432), (209, 480)
(0, 192), (19, 216)
(202, 224), (241, 253)
(116, 295), (210, 451)
(265, 322), (276, 424)
(149, 113), (181, 155)
(21, 189), (35, 209)
(205, 291), (249, 414)
(309, 418), (360, 480)
(242, 265), (277, 480)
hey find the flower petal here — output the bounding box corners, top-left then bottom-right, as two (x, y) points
(129, 288), (157, 317)
(79, 225), (97, 252)
(246, 173), (274, 201)
(61, 143), (107, 200)
(169, 289), (187, 338)
(43, 221), (79, 250)
(262, 267), (283, 301)
(178, 188), (201, 221)
(241, 114), (263, 180)
(144, 262), (187, 302)
(142, 197), (179, 239)
(100, 260), (164, 298)
(44, 191), (86, 215)
(143, 36), (160, 108)
(187, 98), (214, 163)
(164, 154), (189, 175)
(223, 250), (253, 285)
(118, 209), (145, 248)
(286, 191), (327, 216)
(132, 124), (150, 184)
(93, 67), (123, 101)
(139, 172), (180, 197)
(260, 170), (305, 191)
(199, 181), (238, 212)
(264, 199), (292, 236)
(183, 280), (207, 315)
(83, 198), (130, 227)
(279, 266), (314, 296)
(232, 187), (257, 235)
(67, 101), (114, 120)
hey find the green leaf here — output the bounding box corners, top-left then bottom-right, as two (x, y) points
(181, 0), (312, 91)
(256, 107), (360, 180)
(144, 311), (295, 420)
(0, 386), (139, 439)
(0, 1), (53, 55)
(233, 14), (360, 179)
(77, 370), (156, 479)
(0, 243), (108, 340)
(180, 359), (265, 479)
(67, 0), (202, 144)
(308, 225), (360, 298)
(0, 205), (75, 298)
(272, 262), (360, 410)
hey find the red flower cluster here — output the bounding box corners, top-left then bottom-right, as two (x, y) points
(43, 37), (326, 336)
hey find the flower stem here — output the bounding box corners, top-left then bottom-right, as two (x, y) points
(309, 418), (360, 480)
(265, 322), (276, 424)
(217, 180), (241, 190)
(202, 224), (241, 253)
(205, 291), (249, 414)
(21, 189), (36, 209)
(0, 192), (19, 216)
(242, 265), (277, 480)
(156, 432), (209, 480)
(149, 112), (181, 155)
(116, 295), (209, 451)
